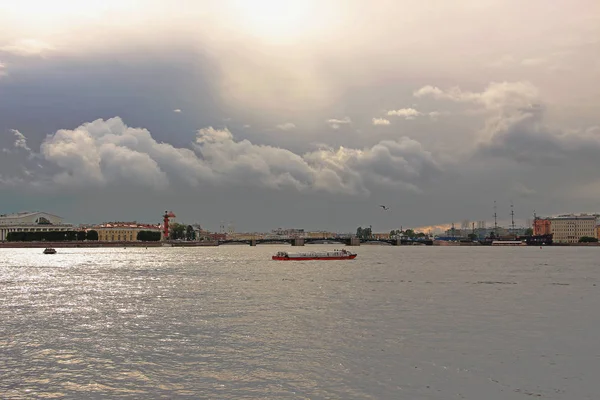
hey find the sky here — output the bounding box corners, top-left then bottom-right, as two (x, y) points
(1, 0), (599, 233)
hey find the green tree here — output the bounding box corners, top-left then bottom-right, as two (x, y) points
(390, 230), (396, 237)
(467, 233), (478, 241)
(169, 223), (186, 240)
(137, 231), (161, 241)
(356, 227), (363, 239)
(186, 225), (196, 241)
(524, 228), (533, 236)
(579, 236), (598, 243)
(86, 230), (99, 241)
(404, 229), (415, 238)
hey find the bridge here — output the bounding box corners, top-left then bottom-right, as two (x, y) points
(218, 237), (433, 246)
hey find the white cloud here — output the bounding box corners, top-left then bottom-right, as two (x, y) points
(9, 117), (441, 196)
(276, 122), (296, 131)
(326, 117), (351, 129)
(386, 108), (422, 120)
(414, 81), (540, 113)
(0, 62), (6, 77)
(173, 109), (182, 113)
(12, 129), (31, 152)
(372, 118), (390, 126)
(0, 39), (55, 56)
(413, 85), (444, 98)
(40, 117), (211, 189)
(194, 126), (441, 194)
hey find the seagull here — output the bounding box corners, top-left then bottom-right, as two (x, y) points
(379, 205), (389, 210)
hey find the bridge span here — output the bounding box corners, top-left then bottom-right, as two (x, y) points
(217, 237), (433, 246)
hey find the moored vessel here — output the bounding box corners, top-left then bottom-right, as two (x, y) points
(272, 249), (357, 261)
(43, 248), (57, 254)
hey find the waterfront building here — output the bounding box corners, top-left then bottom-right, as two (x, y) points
(0, 211), (73, 241)
(92, 222), (162, 242)
(305, 231), (337, 239)
(226, 232), (263, 240)
(372, 232), (391, 240)
(271, 228), (305, 238)
(549, 214), (598, 243)
(534, 218), (552, 236)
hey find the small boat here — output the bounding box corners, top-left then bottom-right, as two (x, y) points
(272, 249), (357, 261)
(43, 248), (57, 254)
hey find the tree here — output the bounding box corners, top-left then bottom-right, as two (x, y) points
(186, 225), (196, 241)
(579, 236), (598, 243)
(404, 229), (415, 238)
(524, 228), (533, 236)
(86, 230), (99, 241)
(467, 233), (478, 241)
(137, 231), (161, 241)
(169, 223), (186, 240)
(390, 230), (396, 237)
(356, 227), (363, 239)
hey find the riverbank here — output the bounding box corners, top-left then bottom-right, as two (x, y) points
(0, 241), (219, 248)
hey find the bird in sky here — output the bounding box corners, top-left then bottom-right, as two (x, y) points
(379, 205), (389, 210)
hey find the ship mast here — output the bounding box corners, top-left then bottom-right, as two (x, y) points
(493, 200), (498, 236)
(510, 202), (515, 234)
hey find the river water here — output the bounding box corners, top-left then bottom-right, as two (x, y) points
(1, 245), (599, 399)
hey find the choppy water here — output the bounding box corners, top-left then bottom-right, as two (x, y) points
(1, 245), (599, 399)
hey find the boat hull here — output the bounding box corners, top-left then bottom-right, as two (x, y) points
(272, 254), (357, 261)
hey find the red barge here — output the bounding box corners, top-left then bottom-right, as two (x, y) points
(272, 249), (357, 261)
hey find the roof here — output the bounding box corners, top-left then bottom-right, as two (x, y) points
(0, 211), (63, 219)
(94, 222), (160, 229)
(550, 214), (598, 220)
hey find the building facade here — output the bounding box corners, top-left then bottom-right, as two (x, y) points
(0, 212), (73, 241)
(549, 214), (598, 243)
(92, 222), (162, 242)
(534, 218), (552, 236)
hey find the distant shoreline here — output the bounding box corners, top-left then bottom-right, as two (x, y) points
(0, 241), (219, 248)
(0, 240), (599, 248)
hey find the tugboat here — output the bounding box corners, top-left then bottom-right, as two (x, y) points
(43, 248), (57, 254)
(272, 249), (357, 261)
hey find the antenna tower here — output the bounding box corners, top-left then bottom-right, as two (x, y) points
(493, 200), (498, 234)
(510, 202), (515, 233)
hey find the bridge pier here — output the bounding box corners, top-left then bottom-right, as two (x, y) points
(292, 238), (305, 246)
(250, 239), (257, 246)
(348, 237), (361, 246)
(392, 238), (402, 246)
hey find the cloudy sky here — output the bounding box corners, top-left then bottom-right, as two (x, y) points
(1, 0), (599, 232)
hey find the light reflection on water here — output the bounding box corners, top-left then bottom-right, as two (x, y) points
(1, 246), (600, 399)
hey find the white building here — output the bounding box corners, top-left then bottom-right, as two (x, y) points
(0, 212), (73, 241)
(550, 214), (598, 243)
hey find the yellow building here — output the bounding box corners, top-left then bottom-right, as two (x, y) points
(93, 222), (162, 242)
(550, 214), (598, 243)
